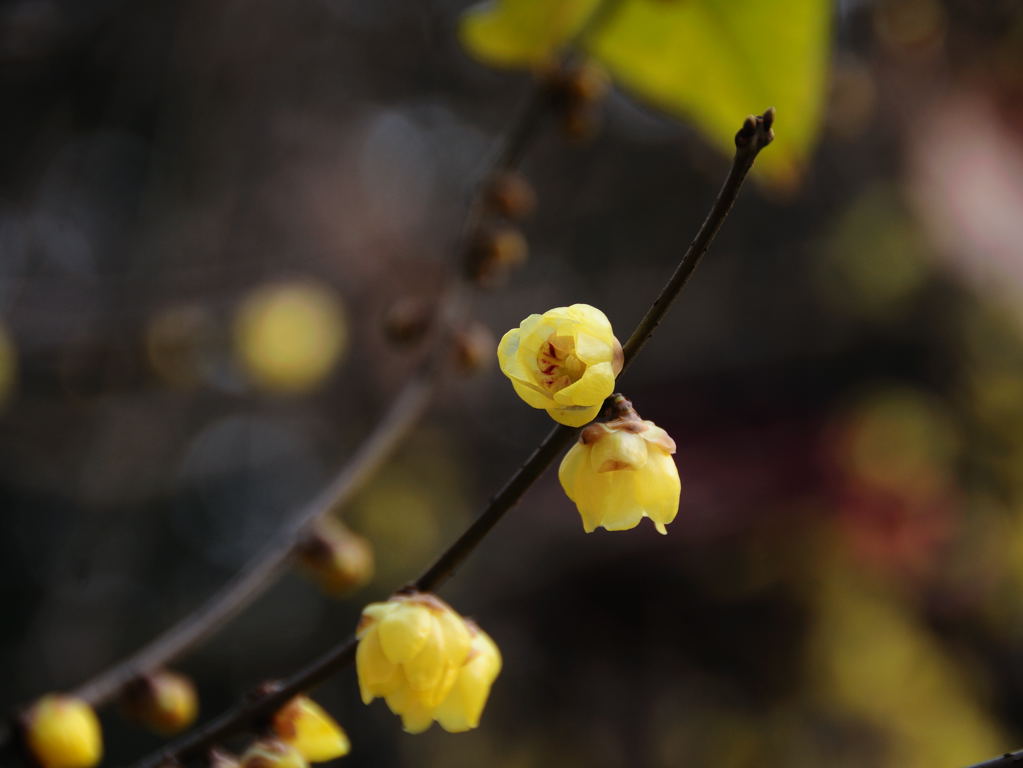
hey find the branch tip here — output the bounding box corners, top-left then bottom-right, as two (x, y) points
(734, 108), (775, 152)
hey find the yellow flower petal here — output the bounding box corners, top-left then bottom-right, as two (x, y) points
(551, 361), (615, 406)
(434, 630), (503, 733)
(377, 603), (432, 664)
(435, 606), (473, 667)
(590, 429), (648, 472)
(637, 450), (681, 531)
(511, 378), (555, 409)
(356, 627), (400, 703)
(403, 618), (447, 693)
(384, 687), (434, 734)
(563, 303), (612, 329)
(496, 328), (526, 379)
(572, 331), (615, 364)
(546, 403), (601, 428)
(273, 697), (350, 763)
(590, 472), (646, 531)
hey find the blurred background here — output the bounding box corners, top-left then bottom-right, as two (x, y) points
(3, 0), (1023, 765)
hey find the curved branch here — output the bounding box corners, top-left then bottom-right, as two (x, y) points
(131, 109), (775, 768)
(0, 5), (629, 763)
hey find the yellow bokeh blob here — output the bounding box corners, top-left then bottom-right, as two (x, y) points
(234, 280), (348, 394)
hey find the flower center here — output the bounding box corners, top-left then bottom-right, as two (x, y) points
(537, 334), (585, 393)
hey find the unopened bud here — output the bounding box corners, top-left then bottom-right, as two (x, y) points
(553, 61), (610, 107)
(484, 172), (536, 220)
(272, 696), (350, 762)
(453, 322), (496, 374)
(296, 518), (374, 597)
(239, 740), (307, 768)
(382, 297), (434, 346)
(24, 694), (102, 768)
(120, 670), (198, 735)
(466, 226), (528, 287)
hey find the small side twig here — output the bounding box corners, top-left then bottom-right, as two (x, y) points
(130, 109), (775, 768)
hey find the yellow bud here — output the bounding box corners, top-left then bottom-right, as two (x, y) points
(497, 304), (623, 427)
(234, 279), (348, 394)
(355, 592), (500, 733)
(272, 696), (350, 763)
(120, 670), (198, 735)
(296, 518), (374, 597)
(24, 695), (102, 768)
(239, 740), (308, 768)
(559, 401), (680, 534)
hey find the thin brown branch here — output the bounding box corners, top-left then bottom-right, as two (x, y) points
(1, 6), (626, 764)
(72, 373), (436, 708)
(965, 749), (1023, 768)
(131, 109), (775, 768)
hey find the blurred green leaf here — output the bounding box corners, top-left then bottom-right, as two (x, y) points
(460, 0), (831, 188)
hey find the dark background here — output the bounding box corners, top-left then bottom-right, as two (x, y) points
(3, 0), (1023, 765)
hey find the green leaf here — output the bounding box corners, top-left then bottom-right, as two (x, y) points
(459, 0), (599, 69)
(459, 0), (832, 189)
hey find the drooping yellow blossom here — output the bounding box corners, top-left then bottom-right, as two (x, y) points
(272, 696), (350, 762)
(558, 397), (680, 534)
(356, 592), (502, 734)
(497, 304), (623, 427)
(121, 669), (198, 735)
(240, 739), (308, 768)
(24, 695), (102, 768)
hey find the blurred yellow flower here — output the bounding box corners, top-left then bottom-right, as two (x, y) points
(234, 279), (347, 394)
(356, 592), (501, 734)
(25, 695), (102, 768)
(497, 304), (623, 427)
(272, 696), (350, 762)
(558, 403), (680, 534)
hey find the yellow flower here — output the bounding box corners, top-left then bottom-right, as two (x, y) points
(558, 400), (680, 534)
(497, 304), (623, 427)
(24, 695), (102, 768)
(356, 592), (501, 734)
(272, 696), (350, 762)
(121, 669), (198, 735)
